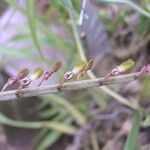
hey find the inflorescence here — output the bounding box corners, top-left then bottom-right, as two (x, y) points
(1, 59), (149, 98)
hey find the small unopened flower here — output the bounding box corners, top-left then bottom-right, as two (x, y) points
(100, 59), (135, 84)
(57, 59), (95, 91)
(16, 67), (44, 97)
(38, 61), (62, 86)
(76, 59), (95, 81)
(116, 59), (135, 74)
(1, 68), (29, 92)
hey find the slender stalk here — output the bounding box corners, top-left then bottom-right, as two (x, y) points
(0, 72), (149, 109)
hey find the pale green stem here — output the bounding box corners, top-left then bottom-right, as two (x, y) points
(0, 72), (149, 110)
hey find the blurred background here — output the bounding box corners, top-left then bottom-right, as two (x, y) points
(0, 0), (150, 149)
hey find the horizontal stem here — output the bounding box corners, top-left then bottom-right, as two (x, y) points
(0, 72), (149, 104)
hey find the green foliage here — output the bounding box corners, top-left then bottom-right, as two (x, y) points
(140, 78), (150, 99)
(97, 0), (150, 18)
(0, 112), (76, 134)
(71, 0), (80, 13)
(42, 95), (86, 126)
(37, 131), (61, 150)
(143, 114), (150, 127)
(0, 45), (38, 60)
(26, 0), (44, 58)
(0, 0), (149, 149)
(124, 112), (141, 150)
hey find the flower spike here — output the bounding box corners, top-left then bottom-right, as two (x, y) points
(38, 61), (62, 86)
(99, 59), (135, 84)
(16, 67), (44, 97)
(1, 68), (29, 92)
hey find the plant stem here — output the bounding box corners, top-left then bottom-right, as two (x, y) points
(0, 72), (149, 109)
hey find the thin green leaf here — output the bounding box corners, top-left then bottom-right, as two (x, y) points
(143, 114), (150, 127)
(124, 112), (141, 150)
(38, 107), (58, 118)
(43, 122), (76, 134)
(37, 131), (61, 150)
(0, 112), (76, 134)
(3, 0), (17, 7)
(33, 128), (48, 146)
(71, 0), (80, 13)
(43, 95), (86, 126)
(36, 115), (73, 149)
(10, 34), (30, 41)
(0, 44), (41, 61)
(97, 0), (150, 18)
(26, 0), (44, 58)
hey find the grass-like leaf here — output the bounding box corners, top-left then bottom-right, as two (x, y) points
(0, 112), (76, 134)
(38, 107), (59, 118)
(124, 112), (141, 150)
(143, 114), (150, 127)
(26, 0), (44, 58)
(0, 44), (48, 66)
(0, 44), (41, 61)
(97, 0), (150, 18)
(44, 95), (86, 126)
(37, 131), (61, 150)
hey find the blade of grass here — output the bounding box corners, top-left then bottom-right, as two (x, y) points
(3, 0), (17, 7)
(97, 0), (150, 18)
(36, 114), (74, 149)
(71, 0), (81, 13)
(37, 131), (61, 150)
(143, 114), (150, 127)
(124, 112), (141, 150)
(43, 95), (86, 126)
(0, 45), (43, 61)
(38, 107), (59, 118)
(26, 0), (44, 59)
(0, 112), (76, 134)
(90, 131), (100, 150)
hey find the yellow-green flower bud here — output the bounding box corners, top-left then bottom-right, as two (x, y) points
(118, 59), (135, 73)
(72, 60), (87, 74)
(30, 67), (44, 80)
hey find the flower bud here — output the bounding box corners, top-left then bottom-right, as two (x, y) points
(72, 60), (87, 74)
(30, 67), (44, 80)
(118, 59), (135, 73)
(51, 61), (62, 72)
(17, 68), (29, 80)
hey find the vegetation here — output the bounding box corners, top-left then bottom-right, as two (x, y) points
(0, 0), (150, 149)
